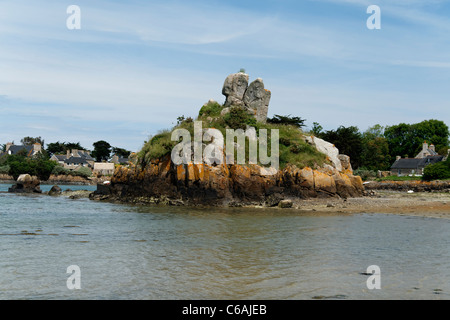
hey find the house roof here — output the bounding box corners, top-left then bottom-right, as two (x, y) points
(8, 145), (33, 156)
(391, 156), (444, 169)
(64, 156), (88, 165)
(53, 155), (67, 161)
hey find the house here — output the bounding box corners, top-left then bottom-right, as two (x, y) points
(111, 154), (129, 165)
(4, 142), (42, 157)
(390, 142), (446, 176)
(93, 162), (115, 176)
(415, 141), (438, 159)
(390, 156), (444, 176)
(50, 149), (95, 170)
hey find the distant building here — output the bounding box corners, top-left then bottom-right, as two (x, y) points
(415, 141), (438, 159)
(50, 149), (95, 170)
(390, 156), (444, 176)
(111, 154), (129, 165)
(4, 142), (42, 157)
(390, 142), (445, 176)
(93, 162), (115, 176)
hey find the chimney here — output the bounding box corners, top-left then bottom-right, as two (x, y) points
(429, 144), (435, 152)
(66, 149), (70, 159)
(422, 141), (428, 151)
(33, 143), (42, 153)
(72, 149), (79, 157)
(396, 156), (401, 161)
(5, 142), (12, 152)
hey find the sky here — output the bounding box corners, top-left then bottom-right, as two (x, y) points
(1, 0), (450, 152)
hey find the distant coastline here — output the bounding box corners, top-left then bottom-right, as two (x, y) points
(0, 173), (110, 186)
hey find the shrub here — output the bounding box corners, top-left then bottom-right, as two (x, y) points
(52, 165), (70, 175)
(73, 166), (92, 178)
(267, 114), (306, 129)
(223, 106), (257, 130)
(0, 165), (10, 174)
(422, 159), (450, 181)
(198, 101), (223, 118)
(138, 130), (176, 165)
(353, 168), (377, 181)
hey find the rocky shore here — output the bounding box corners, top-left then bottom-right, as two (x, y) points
(0, 173), (110, 186)
(89, 154), (365, 207)
(364, 180), (450, 192)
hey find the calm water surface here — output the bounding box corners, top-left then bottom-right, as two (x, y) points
(0, 183), (449, 300)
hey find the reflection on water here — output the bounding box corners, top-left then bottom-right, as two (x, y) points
(0, 184), (449, 299)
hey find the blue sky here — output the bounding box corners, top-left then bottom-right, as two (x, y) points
(1, 0), (450, 152)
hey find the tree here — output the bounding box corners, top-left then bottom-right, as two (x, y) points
(21, 136), (44, 146)
(320, 126), (363, 169)
(422, 158), (450, 181)
(361, 137), (391, 171)
(92, 140), (111, 161)
(413, 119), (449, 155)
(46, 141), (85, 156)
(46, 142), (66, 155)
(385, 120), (449, 159)
(6, 153), (56, 180)
(384, 123), (417, 159)
(359, 125), (391, 171)
(112, 147), (131, 158)
(267, 114), (306, 129)
(310, 122), (323, 136)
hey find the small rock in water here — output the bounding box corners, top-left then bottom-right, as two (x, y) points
(48, 185), (62, 196)
(278, 200), (293, 208)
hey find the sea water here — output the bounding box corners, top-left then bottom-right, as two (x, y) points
(0, 183), (449, 300)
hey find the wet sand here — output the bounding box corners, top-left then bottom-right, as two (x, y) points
(292, 191), (450, 219)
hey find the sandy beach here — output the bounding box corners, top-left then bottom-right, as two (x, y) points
(292, 191), (450, 219)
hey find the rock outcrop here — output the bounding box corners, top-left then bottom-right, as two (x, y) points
(8, 174), (42, 193)
(90, 73), (365, 207)
(222, 73), (270, 123)
(92, 154), (364, 206)
(48, 185), (62, 196)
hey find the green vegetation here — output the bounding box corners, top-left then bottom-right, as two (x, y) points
(198, 101), (223, 118)
(377, 175), (422, 182)
(422, 158), (450, 181)
(2, 153), (57, 180)
(312, 120), (449, 173)
(138, 101), (327, 170)
(51, 164), (92, 178)
(353, 168), (377, 181)
(267, 114), (306, 129)
(92, 140), (112, 162)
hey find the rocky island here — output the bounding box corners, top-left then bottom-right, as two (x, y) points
(90, 72), (364, 207)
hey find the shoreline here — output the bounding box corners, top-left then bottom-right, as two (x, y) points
(92, 190), (450, 219)
(287, 191), (450, 219)
(2, 179), (449, 218)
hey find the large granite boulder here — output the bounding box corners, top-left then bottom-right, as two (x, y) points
(222, 73), (249, 107)
(8, 174), (42, 193)
(243, 78), (271, 123)
(221, 73), (271, 123)
(305, 136), (342, 172)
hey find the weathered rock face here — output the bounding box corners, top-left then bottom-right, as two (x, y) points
(222, 73), (271, 123)
(222, 73), (249, 107)
(48, 185), (62, 196)
(8, 174), (42, 193)
(243, 78), (271, 123)
(305, 136), (342, 171)
(98, 154), (364, 206)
